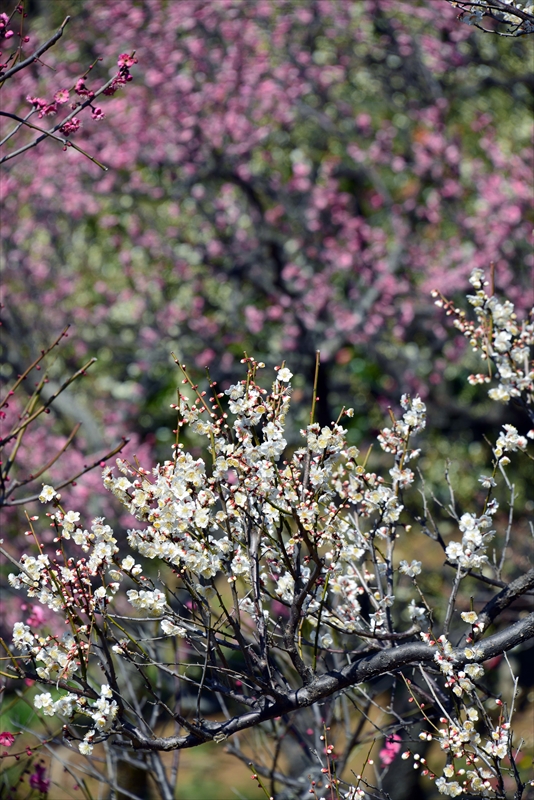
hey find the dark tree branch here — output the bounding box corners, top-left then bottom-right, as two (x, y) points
(118, 612), (534, 752)
(477, 567), (534, 631)
(0, 17), (70, 82)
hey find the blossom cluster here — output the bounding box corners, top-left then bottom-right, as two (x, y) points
(23, 51), (137, 138)
(1, 12), (137, 171)
(8, 510), (120, 606)
(34, 683), (118, 756)
(444, 508), (497, 570)
(433, 268), (534, 410)
(429, 709), (512, 796)
(99, 365), (431, 641)
(403, 650), (517, 797)
(7, 360), (435, 747)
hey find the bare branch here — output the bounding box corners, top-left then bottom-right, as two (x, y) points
(0, 16), (70, 83)
(117, 613), (534, 752)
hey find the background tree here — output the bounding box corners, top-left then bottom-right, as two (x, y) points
(2, 0), (532, 453)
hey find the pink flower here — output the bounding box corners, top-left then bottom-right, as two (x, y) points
(29, 762), (50, 793)
(59, 118), (81, 136)
(91, 107), (105, 120)
(42, 102), (58, 117)
(0, 14), (14, 39)
(379, 734), (402, 768)
(26, 95), (46, 110)
(103, 81), (118, 96)
(74, 79), (93, 98)
(118, 53), (137, 68)
(54, 89), (70, 104)
(0, 731), (15, 747)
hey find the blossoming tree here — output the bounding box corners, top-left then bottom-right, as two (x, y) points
(1, 2), (533, 798)
(1, 271), (532, 799)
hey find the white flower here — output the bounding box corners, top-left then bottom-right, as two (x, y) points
(488, 385), (511, 403)
(13, 622), (34, 651)
(194, 507), (210, 528)
(389, 467), (414, 488)
(461, 611), (478, 624)
(459, 513), (477, 533)
(469, 268), (485, 289)
(407, 599), (426, 623)
(493, 331), (511, 353)
(465, 663), (484, 679)
(127, 589), (167, 616)
(79, 740), (94, 755)
(225, 383), (245, 400)
(277, 368), (293, 382)
(399, 559), (421, 577)
(54, 693), (77, 718)
(63, 510), (80, 526)
(464, 644), (484, 660)
(121, 555), (136, 571)
(234, 491), (247, 508)
(39, 484), (56, 503)
(34, 692), (56, 716)
(435, 777), (463, 796)
(275, 572), (295, 602)
(445, 541), (464, 563)
(161, 619), (187, 637)
(495, 424), (527, 455)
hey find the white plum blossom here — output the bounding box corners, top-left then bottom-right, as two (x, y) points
(12, 622), (35, 652)
(38, 484), (57, 503)
(161, 619), (187, 637)
(79, 739), (94, 756)
(461, 611), (478, 625)
(277, 367), (293, 382)
(53, 693), (78, 718)
(275, 572), (295, 603)
(34, 692), (56, 716)
(127, 589), (167, 616)
(464, 663), (484, 680)
(445, 510), (496, 570)
(495, 424), (528, 456)
(406, 599), (426, 623)
(91, 685), (119, 732)
(225, 382), (245, 400)
(121, 555), (142, 575)
(455, 272), (534, 405)
(435, 777), (463, 797)
(389, 466), (414, 489)
(399, 560), (422, 577)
